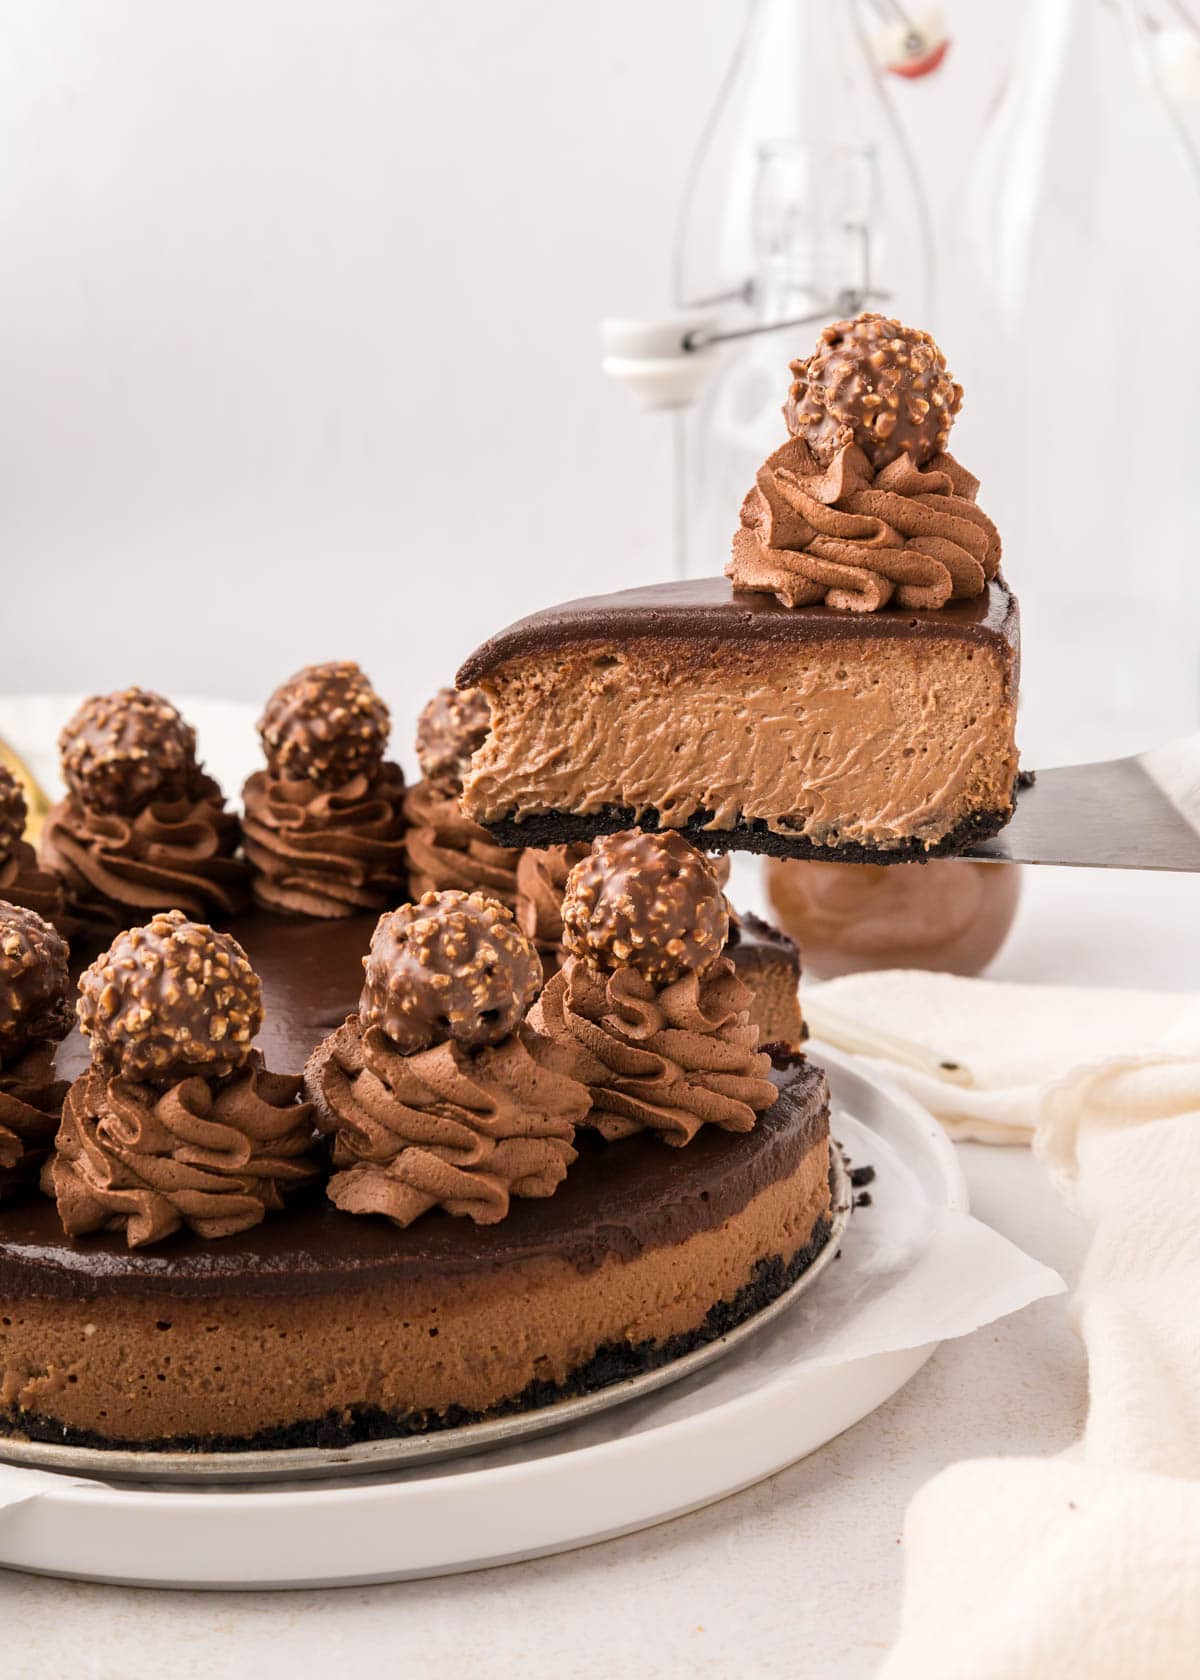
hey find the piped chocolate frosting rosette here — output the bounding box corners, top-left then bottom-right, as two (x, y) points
(0, 764), (68, 933)
(40, 688), (250, 935)
(43, 911), (319, 1248)
(242, 661), (408, 918)
(514, 841), (592, 976)
(404, 688), (519, 909)
(0, 902), (71, 1196)
(305, 891), (590, 1228)
(728, 312), (1000, 613)
(529, 831), (776, 1146)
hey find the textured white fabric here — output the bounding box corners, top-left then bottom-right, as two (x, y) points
(869, 976), (1200, 1679)
(806, 970), (1200, 1143)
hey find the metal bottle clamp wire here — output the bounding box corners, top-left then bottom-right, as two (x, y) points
(680, 285), (889, 354)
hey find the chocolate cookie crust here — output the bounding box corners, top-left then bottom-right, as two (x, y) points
(478, 800), (1016, 864)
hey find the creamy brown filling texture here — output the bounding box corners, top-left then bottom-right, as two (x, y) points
(463, 636), (1017, 850)
(0, 1139), (829, 1442)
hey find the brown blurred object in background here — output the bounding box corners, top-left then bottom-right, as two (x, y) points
(764, 857), (1021, 981)
(0, 738), (50, 845)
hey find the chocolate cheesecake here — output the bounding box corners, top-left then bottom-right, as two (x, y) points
(0, 830), (830, 1452)
(458, 313), (1019, 863)
(0, 1063), (828, 1449)
(458, 577), (1018, 861)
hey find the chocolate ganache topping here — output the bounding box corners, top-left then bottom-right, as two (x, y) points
(46, 914), (318, 1246)
(41, 689), (249, 933)
(729, 313), (1000, 613)
(530, 832), (775, 1146)
(243, 662), (407, 918)
(307, 892), (589, 1227)
(0, 903), (71, 1194)
(405, 688), (518, 908)
(0, 763), (67, 939)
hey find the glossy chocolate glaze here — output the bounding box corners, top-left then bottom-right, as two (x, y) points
(0, 1061), (827, 1301)
(53, 908), (380, 1087)
(458, 574), (1019, 687)
(55, 907), (793, 1085)
(729, 910), (800, 976)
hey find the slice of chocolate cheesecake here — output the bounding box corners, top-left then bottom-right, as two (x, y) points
(457, 574), (1019, 862)
(459, 312), (1019, 864)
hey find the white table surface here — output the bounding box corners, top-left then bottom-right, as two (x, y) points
(3, 863), (1197, 1680)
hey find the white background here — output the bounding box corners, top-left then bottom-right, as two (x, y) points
(1, 11), (1199, 1668)
(0, 0), (1022, 771)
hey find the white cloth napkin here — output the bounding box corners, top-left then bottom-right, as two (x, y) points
(867, 980), (1200, 1677)
(806, 970), (1200, 1143)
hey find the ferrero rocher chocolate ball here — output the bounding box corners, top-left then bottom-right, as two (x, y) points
(360, 890), (541, 1055)
(258, 661), (390, 790)
(77, 910), (263, 1086)
(785, 312), (963, 470)
(416, 687), (491, 797)
(59, 688), (200, 816)
(0, 901), (71, 1063)
(0, 766), (26, 864)
(561, 829), (729, 985)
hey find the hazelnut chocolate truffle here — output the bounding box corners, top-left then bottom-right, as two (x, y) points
(0, 768), (25, 863)
(561, 830), (729, 985)
(77, 910), (263, 1086)
(784, 312), (963, 469)
(360, 890), (541, 1055)
(59, 688), (200, 815)
(416, 687), (491, 797)
(258, 661), (390, 790)
(0, 902), (71, 1061)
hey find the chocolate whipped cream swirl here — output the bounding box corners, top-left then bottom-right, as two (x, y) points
(41, 776), (250, 935)
(43, 1058), (319, 1248)
(241, 763), (408, 918)
(515, 843), (591, 975)
(729, 437), (1001, 613)
(0, 842), (67, 933)
(309, 1019), (588, 1227)
(530, 956), (775, 1147)
(0, 1041), (67, 1196)
(404, 781), (519, 910)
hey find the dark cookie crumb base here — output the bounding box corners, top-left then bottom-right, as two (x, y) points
(478, 800), (1014, 865)
(0, 1217), (833, 1457)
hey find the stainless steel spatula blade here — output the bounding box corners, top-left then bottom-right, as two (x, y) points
(965, 733), (1200, 871)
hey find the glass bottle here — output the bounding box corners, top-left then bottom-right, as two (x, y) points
(672, 0), (937, 575)
(940, 0), (1200, 764)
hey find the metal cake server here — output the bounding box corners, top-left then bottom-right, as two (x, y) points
(966, 733), (1200, 872)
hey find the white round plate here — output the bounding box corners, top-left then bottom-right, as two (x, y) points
(0, 1049), (965, 1589)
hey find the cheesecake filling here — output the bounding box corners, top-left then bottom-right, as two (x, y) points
(463, 636), (1017, 850)
(0, 1131), (830, 1443)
